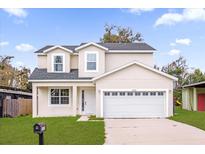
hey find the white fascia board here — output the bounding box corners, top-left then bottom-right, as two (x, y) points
(43, 45), (73, 54)
(37, 53), (46, 56)
(92, 61), (178, 82)
(75, 42), (108, 51)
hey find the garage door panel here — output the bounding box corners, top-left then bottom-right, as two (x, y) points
(103, 91), (166, 118)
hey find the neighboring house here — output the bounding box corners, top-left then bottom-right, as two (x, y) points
(182, 81), (205, 111)
(0, 86), (32, 117)
(29, 42), (177, 118)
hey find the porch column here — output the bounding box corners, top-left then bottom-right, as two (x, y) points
(72, 86), (77, 116)
(193, 88), (197, 111)
(32, 84), (37, 117)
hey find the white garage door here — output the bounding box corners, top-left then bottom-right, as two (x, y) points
(103, 91), (166, 118)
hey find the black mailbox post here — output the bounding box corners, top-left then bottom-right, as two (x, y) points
(33, 123), (46, 145)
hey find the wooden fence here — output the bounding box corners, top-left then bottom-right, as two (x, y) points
(3, 98), (32, 117)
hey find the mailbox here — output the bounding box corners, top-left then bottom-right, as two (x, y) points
(33, 123), (46, 145)
(33, 123), (46, 134)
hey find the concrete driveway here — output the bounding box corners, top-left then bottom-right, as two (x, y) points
(105, 119), (205, 145)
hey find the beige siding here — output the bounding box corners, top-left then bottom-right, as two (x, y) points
(37, 87), (73, 117)
(71, 55), (78, 69)
(47, 48), (71, 73)
(105, 53), (154, 71)
(32, 82), (94, 117)
(78, 45), (105, 78)
(95, 64), (174, 117)
(37, 55), (47, 68)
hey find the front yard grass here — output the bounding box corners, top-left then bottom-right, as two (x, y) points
(169, 107), (205, 131)
(0, 116), (105, 145)
(89, 115), (104, 121)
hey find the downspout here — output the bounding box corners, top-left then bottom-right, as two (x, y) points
(36, 87), (38, 116)
(173, 81), (177, 116)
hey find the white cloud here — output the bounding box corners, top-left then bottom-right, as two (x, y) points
(155, 9), (205, 27)
(168, 49), (181, 56)
(176, 38), (191, 46)
(170, 43), (176, 46)
(0, 41), (9, 47)
(127, 8), (154, 15)
(155, 13), (183, 26)
(15, 43), (35, 52)
(2, 8), (27, 18)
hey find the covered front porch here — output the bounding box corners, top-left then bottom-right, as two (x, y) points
(32, 82), (96, 117)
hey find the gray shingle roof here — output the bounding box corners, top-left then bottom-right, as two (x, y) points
(97, 43), (155, 50)
(29, 68), (92, 80)
(35, 45), (79, 53)
(35, 42), (156, 53)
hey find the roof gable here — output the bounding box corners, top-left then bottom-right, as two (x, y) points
(92, 61), (178, 81)
(43, 45), (73, 54)
(75, 42), (108, 51)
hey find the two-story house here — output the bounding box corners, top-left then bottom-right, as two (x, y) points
(29, 42), (177, 118)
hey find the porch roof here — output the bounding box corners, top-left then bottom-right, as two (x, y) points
(29, 68), (92, 81)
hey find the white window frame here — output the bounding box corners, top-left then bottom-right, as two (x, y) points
(84, 51), (99, 72)
(51, 53), (65, 72)
(48, 87), (71, 106)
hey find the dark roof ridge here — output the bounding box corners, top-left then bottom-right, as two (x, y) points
(35, 42), (156, 53)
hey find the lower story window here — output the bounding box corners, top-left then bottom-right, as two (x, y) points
(50, 89), (69, 105)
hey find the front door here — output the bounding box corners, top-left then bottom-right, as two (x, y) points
(81, 88), (96, 115)
(198, 94), (205, 111)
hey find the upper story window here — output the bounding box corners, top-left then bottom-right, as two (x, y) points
(52, 54), (65, 72)
(85, 52), (98, 72)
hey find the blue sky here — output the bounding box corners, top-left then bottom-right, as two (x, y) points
(0, 8), (205, 72)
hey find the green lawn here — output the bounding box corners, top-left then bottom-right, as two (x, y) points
(0, 116), (105, 145)
(89, 115), (104, 121)
(170, 107), (205, 131)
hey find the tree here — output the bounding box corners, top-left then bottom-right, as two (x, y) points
(15, 67), (31, 90)
(100, 24), (143, 43)
(0, 56), (15, 87)
(186, 69), (205, 84)
(161, 56), (189, 103)
(0, 55), (31, 91)
(161, 56), (189, 88)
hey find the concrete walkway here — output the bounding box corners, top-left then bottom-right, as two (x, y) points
(105, 119), (205, 145)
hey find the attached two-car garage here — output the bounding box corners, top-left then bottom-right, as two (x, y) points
(94, 61), (177, 118)
(103, 90), (167, 118)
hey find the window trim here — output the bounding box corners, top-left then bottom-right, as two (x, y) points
(48, 87), (71, 107)
(51, 53), (65, 72)
(84, 51), (99, 72)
